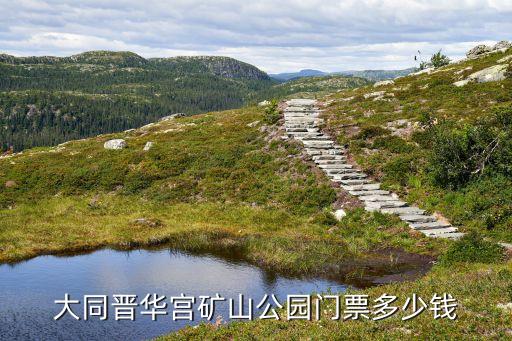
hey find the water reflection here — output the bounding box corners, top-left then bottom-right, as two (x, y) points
(0, 248), (347, 340)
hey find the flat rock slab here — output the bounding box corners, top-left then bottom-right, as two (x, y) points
(400, 215), (437, 223)
(410, 221), (451, 230)
(381, 206), (425, 215)
(342, 183), (381, 191)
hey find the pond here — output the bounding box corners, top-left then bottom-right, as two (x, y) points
(0, 248), (348, 340)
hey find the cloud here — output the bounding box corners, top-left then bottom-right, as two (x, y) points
(0, 0), (511, 72)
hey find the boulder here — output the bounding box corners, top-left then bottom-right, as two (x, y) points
(104, 139), (127, 150)
(143, 142), (154, 151)
(4, 180), (16, 188)
(258, 100), (270, 107)
(493, 40), (511, 51)
(334, 209), (346, 221)
(373, 80), (394, 87)
(466, 44), (492, 58)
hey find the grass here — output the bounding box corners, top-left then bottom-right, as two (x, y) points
(162, 261), (512, 340)
(1, 50), (511, 339)
(322, 48), (512, 241)
(0, 106), (442, 282)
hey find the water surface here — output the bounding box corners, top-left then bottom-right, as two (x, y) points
(0, 248), (347, 340)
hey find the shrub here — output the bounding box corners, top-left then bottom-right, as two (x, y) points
(438, 231), (504, 266)
(372, 136), (415, 153)
(382, 156), (417, 186)
(430, 50), (451, 68)
(356, 126), (389, 140)
(506, 63), (512, 78)
(428, 105), (512, 189)
(263, 99), (280, 125)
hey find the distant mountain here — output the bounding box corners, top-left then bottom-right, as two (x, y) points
(272, 67), (417, 82)
(270, 69), (327, 81)
(0, 51), (274, 151)
(335, 68), (417, 81)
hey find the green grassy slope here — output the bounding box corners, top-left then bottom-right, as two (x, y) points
(323, 48), (512, 242)
(0, 105), (440, 282)
(160, 49), (512, 339)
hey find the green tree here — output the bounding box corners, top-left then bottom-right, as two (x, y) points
(430, 49), (451, 68)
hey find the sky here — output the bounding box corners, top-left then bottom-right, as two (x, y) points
(0, 0), (511, 73)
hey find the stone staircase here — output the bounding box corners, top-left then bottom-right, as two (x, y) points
(284, 98), (464, 239)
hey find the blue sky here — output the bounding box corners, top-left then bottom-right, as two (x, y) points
(0, 0), (511, 73)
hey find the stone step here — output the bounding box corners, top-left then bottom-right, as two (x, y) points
(284, 107), (319, 111)
(349, 189), (390, 196)
(313, 156), (347, 166)
(409, 221), (451, 230)
(381, 206), (425, 215)
(298, 137), (332, 141)
(289, 131), (324, 136)
(342, 183), (381, 191)
(359, 194), (398, 202)
(286, 99), (317, 106)
(434, 232), (465, 239)
(399, 215), (437, 223)
(420, 227), (459, 236)
(329, 170), (365, 177)
(319, 163), (353, 169)
(312, 155), (346, 161)
(339, 179), (372, 185)
(331, 173), (367, 180)
(366, 200), (407, 209)
(284, 113), (320, 118)
(302, 144), (335, 149)
(306, 149), (344, 156)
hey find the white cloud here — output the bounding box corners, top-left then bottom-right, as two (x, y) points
(0, 0), (510, 72)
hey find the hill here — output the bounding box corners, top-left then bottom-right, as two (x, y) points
(336, 67), (417, 81)
(258, 74), (370, 100)
(270, 69), (327, 81)
(0, 51), (274, 151)
(158, 44), (511, 339)
(1, 43), (511, 339)
(271, 68), (417, 82)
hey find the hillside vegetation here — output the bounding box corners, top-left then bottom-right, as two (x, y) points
(322, 47), (512, 242)
(0, 51), (367, 152)
(0, 105), (441, 284)
(160, 46), (512, 339)
(0, 51), (274, 151)
(264, 74), (370, 99)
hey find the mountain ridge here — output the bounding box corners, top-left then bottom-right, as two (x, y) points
(271, 67), (417, 82)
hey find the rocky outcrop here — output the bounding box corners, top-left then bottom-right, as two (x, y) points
(493, 40), (512, 51)
(466, 41), (511, 59)
(373, 80), (394, 87)
(454, 64), (508, 87)
(466, 45), (492, 59)
(104, 139), (127, 150)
